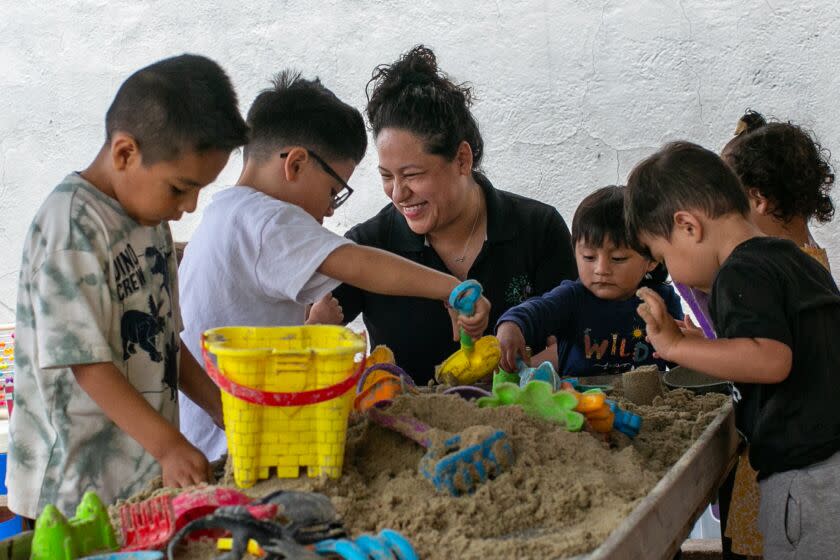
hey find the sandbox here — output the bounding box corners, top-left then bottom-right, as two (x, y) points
(117, 386), (735, 560)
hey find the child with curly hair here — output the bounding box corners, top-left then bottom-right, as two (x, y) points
(724, 110), (834, 268)
(716, 111), (835, 558)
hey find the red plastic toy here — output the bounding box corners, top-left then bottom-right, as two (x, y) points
(119, 488), (277, 551)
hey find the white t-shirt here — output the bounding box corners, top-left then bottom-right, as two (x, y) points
(9, 174), (182, 518)
(178, 186), (352, 460)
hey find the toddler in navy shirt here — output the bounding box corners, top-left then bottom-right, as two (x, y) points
(496, 186), (683, 376)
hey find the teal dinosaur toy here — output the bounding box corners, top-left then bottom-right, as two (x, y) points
(477, 380), (585, 432)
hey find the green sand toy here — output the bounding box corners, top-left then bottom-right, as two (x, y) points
(477, 380), (585, 432)
(31, 491), (118, 560)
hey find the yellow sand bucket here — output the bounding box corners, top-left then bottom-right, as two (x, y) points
(202, 326), (365, 488)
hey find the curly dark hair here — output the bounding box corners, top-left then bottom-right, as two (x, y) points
(365, 45), (484, 171)
(723, 110), (835, 224)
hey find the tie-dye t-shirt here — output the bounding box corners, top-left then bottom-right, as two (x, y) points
(8, 173), (181, 518)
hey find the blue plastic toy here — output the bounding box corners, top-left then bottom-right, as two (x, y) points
(608, 400), (642, 438)
(507, 358), (562, 390)
(314, 529), (419, 560)
(367, 406), (515, 496)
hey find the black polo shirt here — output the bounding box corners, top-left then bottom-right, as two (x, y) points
(333, 174), (577, 384)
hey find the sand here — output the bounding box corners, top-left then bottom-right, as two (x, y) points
(117, 387), (727, 559)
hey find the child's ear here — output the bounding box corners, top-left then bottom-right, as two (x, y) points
(454, 141), (474, 176)
(673, 210), (704, 242)
(748, 188), (772, 215)
(110, 132), (141, 171)
(645, 259), (659, 273)
(282, 147), (309, 182)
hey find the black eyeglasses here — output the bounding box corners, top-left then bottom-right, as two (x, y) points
(279, 150), (354, 209)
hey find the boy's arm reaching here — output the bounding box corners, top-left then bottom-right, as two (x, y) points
(636, 287), (792, 383)
(496, 321), (528, 372)
(72, 362), (211, 486)
(495, 283), (578, 371)
(179, 343), (223, 429)
(318, 244), (490, 339)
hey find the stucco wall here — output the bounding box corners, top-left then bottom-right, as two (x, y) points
(1, 0), (838, 321)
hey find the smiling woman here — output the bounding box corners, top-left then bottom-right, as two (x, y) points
(332, 46), (578, 384)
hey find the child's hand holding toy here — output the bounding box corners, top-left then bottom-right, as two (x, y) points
(449, 293), (491, 341)
(496, 321), (527, 372)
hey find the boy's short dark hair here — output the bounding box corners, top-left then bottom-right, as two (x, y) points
(105, 54), (249, 165)
(723, 111), (835, 224)
(245, 71), (367, 164)
(575, 185), (668, 285)
(572, 185), (629, 248)
(625, 141), (750, 250)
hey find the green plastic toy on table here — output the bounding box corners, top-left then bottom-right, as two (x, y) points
(31, 491), (118, 560)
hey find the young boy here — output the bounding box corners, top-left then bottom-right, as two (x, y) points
(9, 54), (249, 519)
(495, 185), (683, 376)
(178, 71), (490, 461)
(626, 141), (840, 559)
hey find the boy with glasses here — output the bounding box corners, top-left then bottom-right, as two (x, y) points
(178, 71), (490, 460)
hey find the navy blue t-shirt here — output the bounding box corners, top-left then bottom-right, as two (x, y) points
(497, 279), (684, 376)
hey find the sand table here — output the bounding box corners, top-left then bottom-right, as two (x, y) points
(116, 387), (727, 559)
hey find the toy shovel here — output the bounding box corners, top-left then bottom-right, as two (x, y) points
(435, 280), (501, 386)
(367, 405), (514, 496)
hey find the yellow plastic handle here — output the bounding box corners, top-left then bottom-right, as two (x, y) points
(217, 537), (264, 556)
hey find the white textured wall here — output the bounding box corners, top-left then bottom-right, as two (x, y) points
(1, 0), (839, 321)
